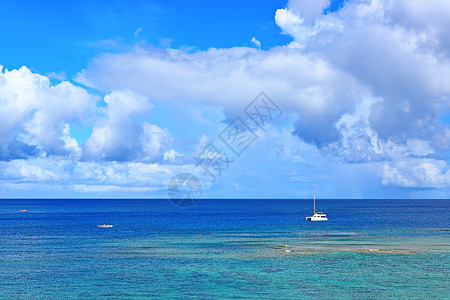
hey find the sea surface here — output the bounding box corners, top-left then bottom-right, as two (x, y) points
(0, 198), (448, 299)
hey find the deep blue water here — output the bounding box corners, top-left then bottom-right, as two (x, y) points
(0, 199), (449, 299)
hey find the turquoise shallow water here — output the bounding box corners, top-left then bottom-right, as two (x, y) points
(0, 199), (449, 299)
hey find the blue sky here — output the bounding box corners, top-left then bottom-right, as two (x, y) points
(0, 0), (293, 76)
(1, 0), (450, 199)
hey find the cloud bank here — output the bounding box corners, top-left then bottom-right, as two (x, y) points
(75, 0), (450, 189)
(0, 66), (185, 196)
(2, 0), (450, 196)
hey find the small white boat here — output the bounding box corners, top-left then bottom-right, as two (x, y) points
(306, 195), (328, 221)
(97, 224), (113, 228)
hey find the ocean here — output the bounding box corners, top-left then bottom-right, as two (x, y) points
(0, 199), (448, 299)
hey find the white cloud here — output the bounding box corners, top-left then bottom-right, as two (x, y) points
(3, 0), (450, 192)
(0, 65), (97, 160)
(387, 0), (450, 58)
(47, 71), (67, 81)
(0, 159), (62, 182)
(275, 8), (307, 43)
(61, 124), (82, 159)
(286, 0), (331, 23)
(76, 46), (361, 148)
(134, 27), (143, 37)
(82, 90), (173, 162)
(275, 4), (343, 47)
(0, 157), (203, 196)
(73, 0), (450, 189)
(250, 37), (261, 48)
(163, 149), (186, 163)
(288, 0), (450, 147)
(381, 159), (450, 188)
(0, 66), (177, 167)
(277, 0), (450, 188)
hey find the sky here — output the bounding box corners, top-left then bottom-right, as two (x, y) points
(1, 0), (450, 199)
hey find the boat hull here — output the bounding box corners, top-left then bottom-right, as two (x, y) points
(306, 217), (328, 221)
(306, 213), (328, 221)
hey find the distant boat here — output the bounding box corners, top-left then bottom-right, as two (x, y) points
(306, 195), (328, 221)
(97, 224), (113, 228)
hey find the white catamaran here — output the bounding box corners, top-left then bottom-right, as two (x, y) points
(306, 195), (328, 221)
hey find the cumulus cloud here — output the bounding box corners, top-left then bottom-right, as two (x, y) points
(275, 0), (450, 187)
(0, 65), (96, 160)
(76, 46), (361, 147)
(0, 66), (177, 168)
(74, 0), (450, 190)
(275, 3), (342, 47)
(381, 159), (450, 188)
(280, 0), (450, 146)
(82, 90), (174, 163)
(3, 0), (450, 192)
(386, 0), (450, 58)
(286, 0), (331, 23)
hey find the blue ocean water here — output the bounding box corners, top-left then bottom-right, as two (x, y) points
(0, 199), (448, 299)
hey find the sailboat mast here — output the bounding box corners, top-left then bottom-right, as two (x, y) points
(313, 194), (315, 214)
